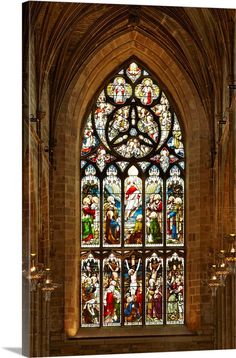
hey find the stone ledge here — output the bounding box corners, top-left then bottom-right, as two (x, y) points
(70, 324), (196, 339)
(50, 329), (214, 356)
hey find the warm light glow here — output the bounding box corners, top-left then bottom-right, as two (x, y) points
(128, 165), (138, 176)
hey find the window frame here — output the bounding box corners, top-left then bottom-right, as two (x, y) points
(79, 57), (186, 330)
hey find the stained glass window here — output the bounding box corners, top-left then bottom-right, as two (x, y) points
(80, 60), (185, 327)
(103, 253), (121, 326)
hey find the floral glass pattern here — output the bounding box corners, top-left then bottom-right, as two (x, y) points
(80, 60), (185, 327)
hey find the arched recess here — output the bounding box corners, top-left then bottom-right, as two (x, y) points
(51, 30), (213, 337)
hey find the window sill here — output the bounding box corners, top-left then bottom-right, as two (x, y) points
(70, 324), (196, 340)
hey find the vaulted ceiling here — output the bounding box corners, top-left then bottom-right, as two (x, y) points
(24, 2), (235, 141)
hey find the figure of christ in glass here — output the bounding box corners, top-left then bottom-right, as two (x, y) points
(124, 255), (143, 325)
(124, 166), (142, 246)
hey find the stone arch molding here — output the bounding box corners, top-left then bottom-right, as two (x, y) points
(65, 30), (210, 153)
(55, 29), (211, 335)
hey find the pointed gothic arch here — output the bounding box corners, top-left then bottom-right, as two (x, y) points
(79, 60), (185, 328)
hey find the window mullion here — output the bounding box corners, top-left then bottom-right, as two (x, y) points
(163, 177), (167, 324)
(121, 178), (125, 326)
(142, 175), (145, 326)
(99, 252), (103, 327)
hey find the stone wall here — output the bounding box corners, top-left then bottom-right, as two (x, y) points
(22, 3), (236, 356)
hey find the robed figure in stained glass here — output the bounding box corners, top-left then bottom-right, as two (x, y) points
(81, 118), (98, 156)
(82, 196), (99, 242)
(81, 165), (100, 247)
(166, 166), (184, 245)
(103, 255), (121, 326)
(145, 254), (163, 324)
(104, 196), (120, 245)
(81, 255), (100, 327)
(103, 166), (121, 246)
(114, 78), (125, 104)
(166, 253), (184, 324)
(146, 194), (162, 244)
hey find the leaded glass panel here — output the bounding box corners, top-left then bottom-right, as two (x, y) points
(124, 254), (143, 325)
(103, 166), (121, 246)
(81, 253), (100, 327)
(80, 60), (185, 328)
(103, 253), (122, 326)
(145, 253), (163, 325)
(124, 166), (142, 246)
(145, 166), (163, 246)
(81, 165), (100, 247)
(166, 252), (184, 324)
